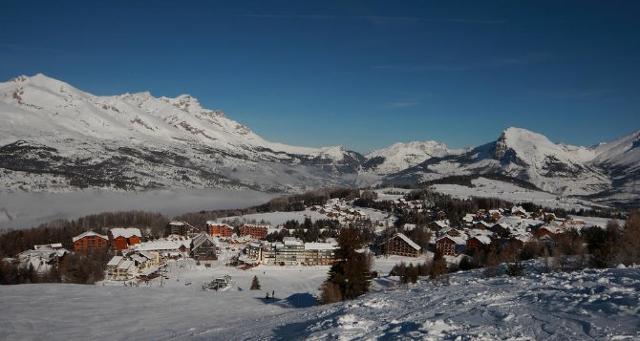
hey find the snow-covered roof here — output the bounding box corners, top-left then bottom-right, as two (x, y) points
(469, 235), (492, 245)
(117, 260), (134, 270)
(282, 237), (304, 247)
(394, 233), (421, 251)
(133, 239), (191, 252)
(433, 220), (450, 229)
(107, 256), (123, 267)
(539, 225), (561, 234)
(110, 227), (142, 239)
(511, 206), (527, 214)
(191, 233), (217, 250)
(33, 243), (64, 250)
(206, 221), (232, 227)
(512, 233), (532, 243)
(403, 223), (417, 231)
(169, 221), (185, 226)
(72, 231), (108, 242)
(304, 242), (337, 251)
(436, 235), (467, 246)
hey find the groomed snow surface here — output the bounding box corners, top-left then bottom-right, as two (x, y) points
(1, 260), (639, 340)
(432, 177), (604, 210)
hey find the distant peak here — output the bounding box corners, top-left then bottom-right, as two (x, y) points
(8, 73), (75, 91)
(500, 127), (550, 143)
(501, 126), (534, 136)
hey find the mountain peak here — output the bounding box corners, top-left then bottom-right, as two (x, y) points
(8, 73), (76, 92)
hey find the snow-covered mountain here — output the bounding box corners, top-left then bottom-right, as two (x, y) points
(0, 74), (364, 192)
(363, 141), (461, 175)
(387, 127), (640, 206)
(0, 74), (637, 207)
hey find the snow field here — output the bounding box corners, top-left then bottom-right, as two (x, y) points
(2, 258), (638, 340)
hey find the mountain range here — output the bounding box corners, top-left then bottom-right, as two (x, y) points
(1, 74), (638, 207)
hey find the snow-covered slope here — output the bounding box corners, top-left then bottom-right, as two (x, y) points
(363, 141), (460, 175)
(2, 265), (639, 340)
(1, 74), (637, 206)
(0, 74), (364, 192)
(589, 130), (640, 205)
(387, 127), (640, 205)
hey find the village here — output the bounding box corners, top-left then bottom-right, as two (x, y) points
(4, 188), (618, 292)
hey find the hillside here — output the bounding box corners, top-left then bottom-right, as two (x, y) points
(1, 265), (638, 340)
(0, 74), (363, 192)
(0, 74), (638, 208)
(387, 127), (640, 207)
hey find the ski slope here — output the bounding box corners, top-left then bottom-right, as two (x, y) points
(432, 177), (604, 210)
(1, 263), (638, 340)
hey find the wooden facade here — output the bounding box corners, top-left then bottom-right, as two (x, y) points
(382, 233), (421, 257)
(436, 236), (465, 256)
(209, 223), (234, 237)
(190, 234), (217, 261)
(109, 228), (142, 251)
(239, 224), (268, 240)
(72, 231), (109, 255)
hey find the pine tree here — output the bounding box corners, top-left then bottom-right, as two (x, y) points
(250, 275), (261, 290)
(429, 249), (448, 279)
(320, 227), (372, 303)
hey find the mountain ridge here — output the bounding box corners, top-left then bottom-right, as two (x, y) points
(0, 74), (638, 207)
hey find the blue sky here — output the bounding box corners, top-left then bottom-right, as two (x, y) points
(1, 1), (639, 152)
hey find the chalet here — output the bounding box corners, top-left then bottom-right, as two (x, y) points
(105, 256), (136, 281)
(533, 225), (560, 239)
(109, 228), (142, 251)
(505, 236), (527, 250)
(208, 222), (234, 238)
(511, 206), (528, 218)
(190, 233), (218, 261)
(473, 221), (492, 230)
(435, 235), (467, 256)
(239, 224), (269, 240)
(72, 231), (109, 254)
(166, 221), (190, 236)
(16, 245), (69, 275)
(488, 209), (503, 222)
(562, 218), (586, 230)
(444, 228), (462, 237)
(489, 223), (512, 238)
(466, 235), (492, 253)
(33, 243), (65, 251)
(544, 213), (558, 222)
(462, 214), (475, 226)
(428, 220), (450, 231)
(382, 233), (421, 257)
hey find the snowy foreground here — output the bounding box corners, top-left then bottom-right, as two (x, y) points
(1, 263), (639, 340)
